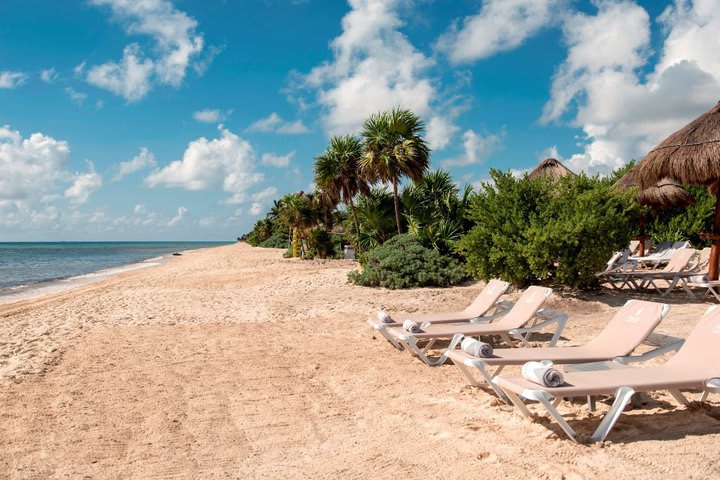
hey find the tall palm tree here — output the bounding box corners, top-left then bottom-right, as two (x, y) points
(314, 135), (370, 235)
(360, 108), (431, 234)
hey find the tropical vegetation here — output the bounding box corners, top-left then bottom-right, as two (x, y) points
(242, 106), (716, 290)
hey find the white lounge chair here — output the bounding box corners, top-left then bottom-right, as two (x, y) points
(493, 306), (720, 442)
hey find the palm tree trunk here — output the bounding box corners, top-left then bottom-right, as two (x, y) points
(392, 179), (402, 235)
(348, 196), (362, 253)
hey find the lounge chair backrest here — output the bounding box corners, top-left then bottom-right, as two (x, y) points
(651, 241), (672, 255)
(672, 240), (691, 250)
(462, 279), (510, 316)
(665, 306), (720, 377)
(628, 240), (639, 255)
(661, 248), (695, 273)
(495, 286), (552, 328)
(585, 300), (669, 355)
(691, 248), (712, 273)
(602, 251), (623, 274)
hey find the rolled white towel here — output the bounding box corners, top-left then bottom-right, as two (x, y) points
(377, 310), (394, 324)
(461, 337), (493, 358)
(402, 319), (422, 333)
(688, 274), (709, 284)
(521, 361), (565, 388)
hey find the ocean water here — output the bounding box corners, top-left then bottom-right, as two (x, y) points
(0, 242), (232, 291)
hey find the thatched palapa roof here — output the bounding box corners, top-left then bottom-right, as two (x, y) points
(634, 181), (695, 209)
(615, 166), (695, 209)
(528, 158), (575, 181)
(635, 101), (720, 190)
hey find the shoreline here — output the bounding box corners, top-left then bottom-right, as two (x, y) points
(0, 244), (225, 306)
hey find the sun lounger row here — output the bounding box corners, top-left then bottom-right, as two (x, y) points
(368, 281), (720, 442)
(600, 247), (714, 297)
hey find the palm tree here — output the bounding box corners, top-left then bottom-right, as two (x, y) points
(360, 108), (431, 234)
(314, 135), (370, 236)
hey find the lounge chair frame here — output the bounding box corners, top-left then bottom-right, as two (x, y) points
(371, 299), (515, 351)
(396, 308), (568, 367)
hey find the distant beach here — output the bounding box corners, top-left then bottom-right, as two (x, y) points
(0, 241), (232, 304)
(0, 242), (717, 478)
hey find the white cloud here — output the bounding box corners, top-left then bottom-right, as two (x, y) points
(294, 0), (448, 138)
(261, 151), (295, 167)
(0, 71), (27, 89)
(437, 0), (564, 64)
(442, 129), (504, 167)
(87, 43), (155, 102)
(0, 126), (70, 202)
(277, 120), (310, 134)
(249, 203), (264, 216)
(167, 206), (188, 226)
(246, 113), (309, 134)
(426, 116), (460, 150)
(65, 87), (88, 105)
(145, 125), (263, 205)
(40, 68), (59, 83)
(113, 147), (157, 181)
(193, 108), (226, 123)
(252, 187), (279, 202)
(542, 0), (720, 175)
(65, 162), (103, 205)
(0, 126), (107, 232)
(247, 112), (282, 132)
(87, 0), (205, 101)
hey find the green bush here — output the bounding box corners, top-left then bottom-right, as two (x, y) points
(457, 170), (639, 289)
(348, 234), (468, 289)
(257, 232), (289, 249)
(647, 185), (714, 246)
(307, 229), (342, 259)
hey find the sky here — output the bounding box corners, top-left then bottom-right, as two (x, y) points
(1, 0), (719, 241)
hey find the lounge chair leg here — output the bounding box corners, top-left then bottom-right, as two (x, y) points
(374, 325), (405, 350)
(534, 393), (579, 442)
(668, 389), (689, 406)
(587, 396), (596, 413)
(403, 338), (437, 366)
(700, 379), (719, 402)
(590, 387), (635, 443)
(499, 388), (534, 417)
(452, 361), (484, 387)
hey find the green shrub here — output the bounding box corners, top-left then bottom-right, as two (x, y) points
(348, 234), (468, 289)
(647, 185), (714, 247)
(258, 232), (289, 249)
(307, 229), (342, 259)
(457, 170), (639, 289)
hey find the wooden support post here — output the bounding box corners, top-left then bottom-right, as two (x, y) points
(708, 193), (720, 280)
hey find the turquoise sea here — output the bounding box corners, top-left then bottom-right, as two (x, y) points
(0, 242), (232, 291)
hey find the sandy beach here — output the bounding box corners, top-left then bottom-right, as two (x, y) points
(1, 242), (719, 479)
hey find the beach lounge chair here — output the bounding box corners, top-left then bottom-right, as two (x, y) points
(384, 286), (566, 366)
(493, 306), (720, 442)
(606, 248), (695, 291)
(368, 279), (513, 350)
(595, 251), (631, 288)
(446, 300), (674, 393)
(628, 239), (653, 257)
(640, 248), (710, 296)
(628, 241), (690, 268)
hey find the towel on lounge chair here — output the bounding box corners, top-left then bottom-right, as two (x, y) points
(378, 310), (393, 324)
(521, 361), (564, 387)
(403, 320), (422, 333)
(461, 337), (493, 358)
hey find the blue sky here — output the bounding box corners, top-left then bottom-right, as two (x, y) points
(1, 0), (719, 241)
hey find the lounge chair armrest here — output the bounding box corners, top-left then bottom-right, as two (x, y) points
(508, 310), (568, 347)
(471, 301), (514, 323)
(706, 378), (720, 392)
(613, 334), (684, 365)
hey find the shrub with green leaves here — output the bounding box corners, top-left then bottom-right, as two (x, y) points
(348, 234), (468, 289)
(457, 170), (639, 289)
(257, 232), (289, 249)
